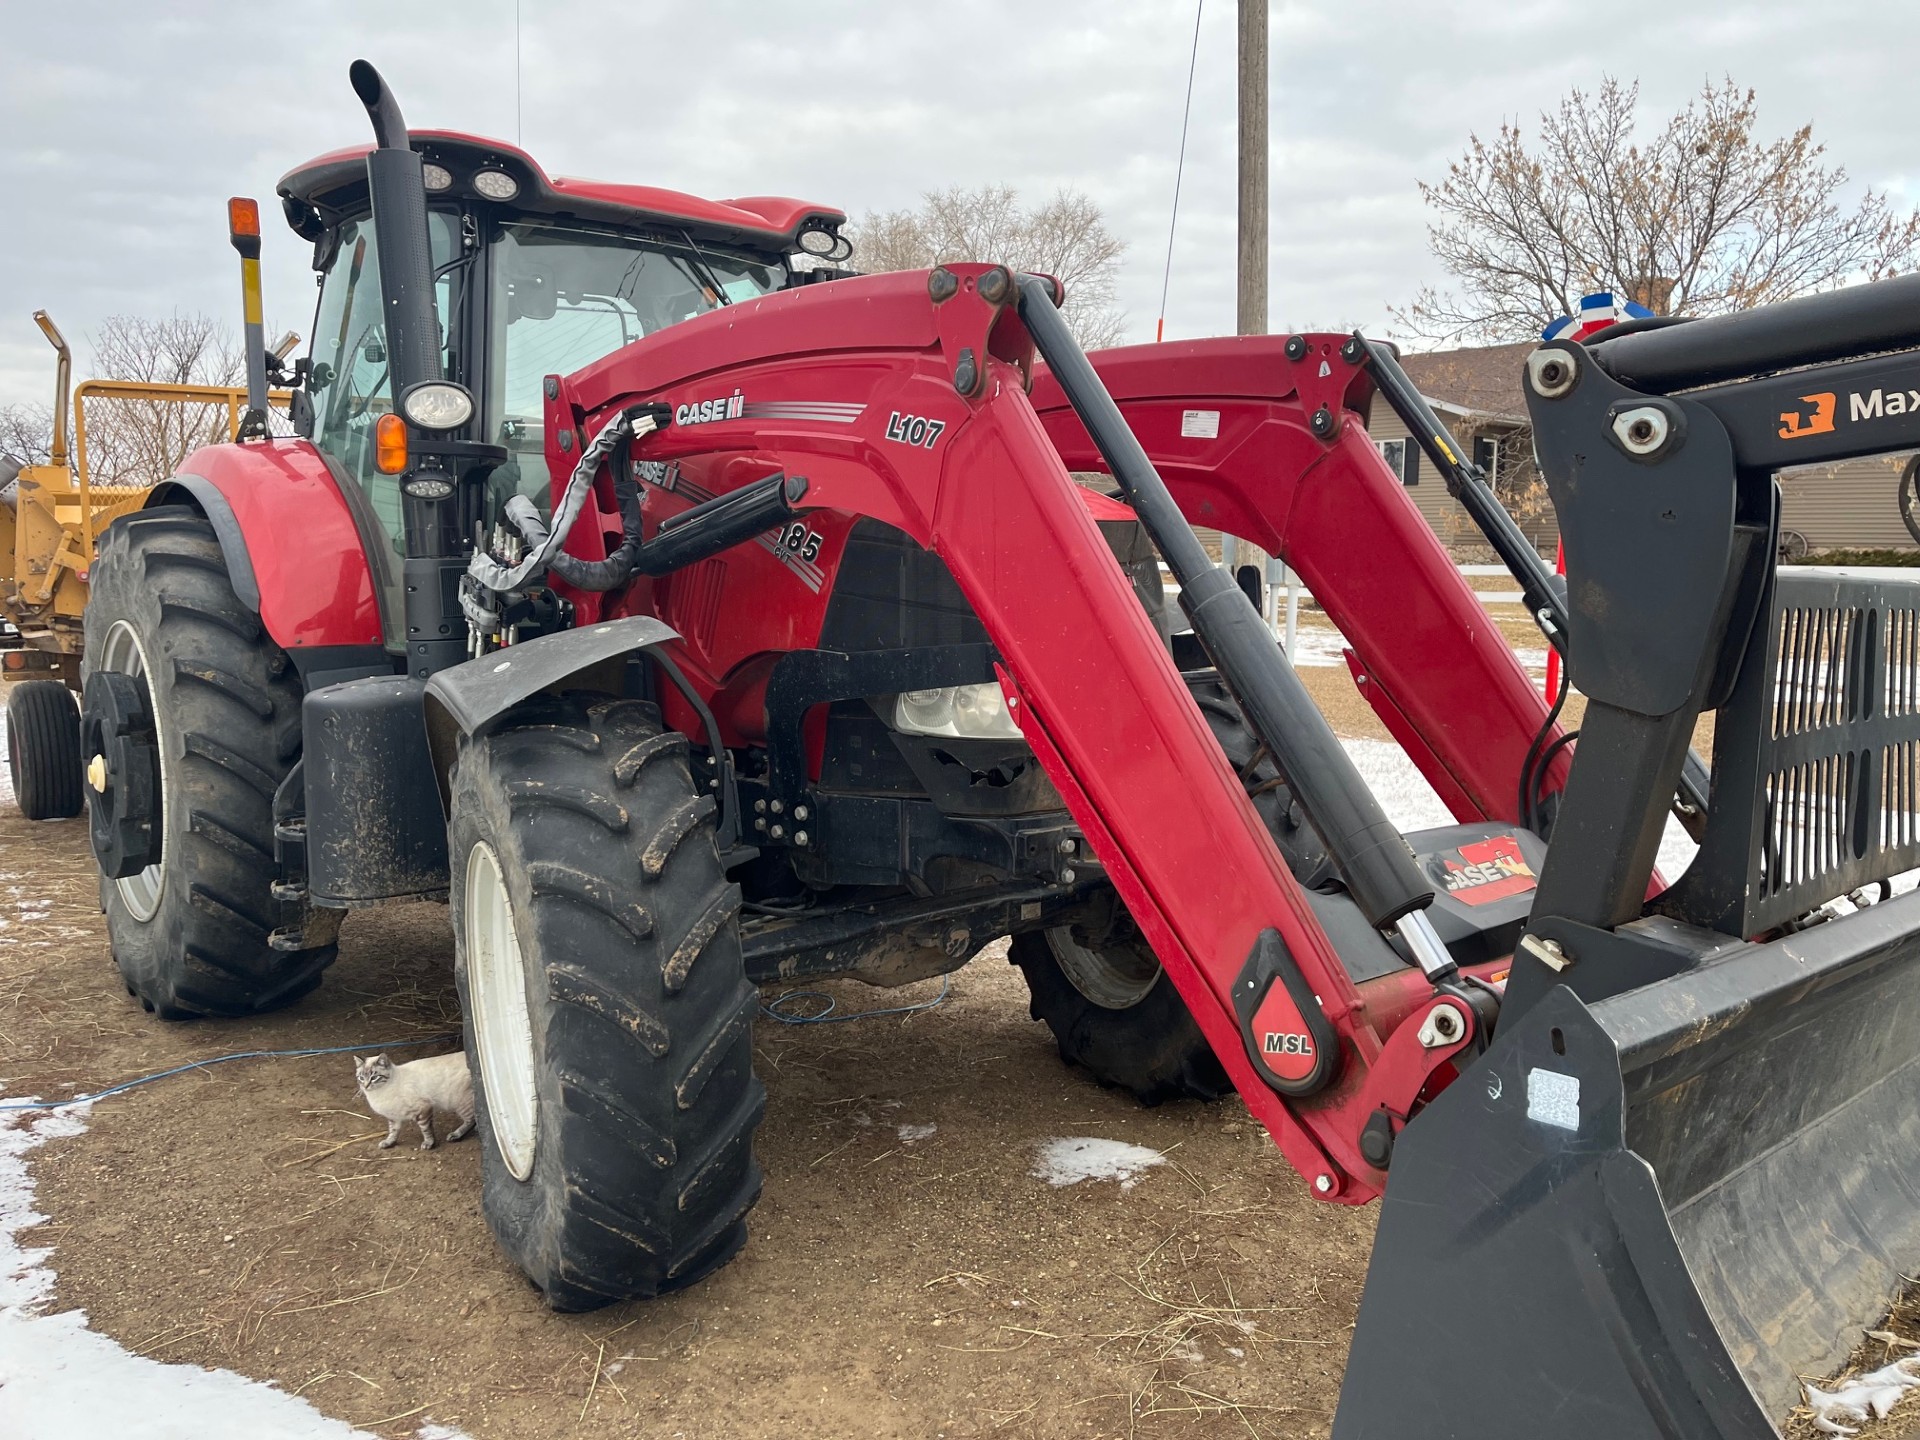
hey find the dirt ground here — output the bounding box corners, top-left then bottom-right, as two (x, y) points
(0, 621), (1819, 1438)
(1, 677), (1381, 1440)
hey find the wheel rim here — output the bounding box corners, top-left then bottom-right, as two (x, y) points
(1047, 926), (1161, 1010)
(99, 619), (166, 922)
(465, 840), (538, 1180)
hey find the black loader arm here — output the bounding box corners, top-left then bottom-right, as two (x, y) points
(1338, 273), (1920, 1440)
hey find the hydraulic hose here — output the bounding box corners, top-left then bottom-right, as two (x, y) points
(546, 451), (645, 592)
(467, 409), (655, 594)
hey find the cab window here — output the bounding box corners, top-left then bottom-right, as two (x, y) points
(308, 211), (462, 554)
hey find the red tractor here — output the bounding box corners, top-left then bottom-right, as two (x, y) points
(71, 62), (1920, 1435)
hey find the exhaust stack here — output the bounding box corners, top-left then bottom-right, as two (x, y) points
(347, 60), (443, 396)
(32, 311), (70, 471)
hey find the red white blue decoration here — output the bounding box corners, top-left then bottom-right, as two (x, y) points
(1541, 292), (1655, 343)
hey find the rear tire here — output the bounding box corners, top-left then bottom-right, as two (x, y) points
(83, 508), (337, 1018)
(1014, 672), (1327, 1104)
(1011, 930), (1229, 1105)
(6, 678), (83, 820)
(449, 693), (764, 1311)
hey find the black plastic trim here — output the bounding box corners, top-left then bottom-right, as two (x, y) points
(145, 476), (260, 611)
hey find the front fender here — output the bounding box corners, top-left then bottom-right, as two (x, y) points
(422, 614), (683, 808)
(148, 439), (382, 652)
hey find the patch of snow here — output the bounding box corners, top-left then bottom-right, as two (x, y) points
(897, 1124), (936, 1144)
(1656, 816), (1700, 888)
(1031, 1137), (1166, 1190)
(1338, 739), (1453, 834)
(0, 1096), (469, 1440)
(1281, 627), (1351, 669)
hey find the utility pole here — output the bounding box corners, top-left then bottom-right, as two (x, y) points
(1236, 0), (1269, 338)
(1235, 0), (1280, 631)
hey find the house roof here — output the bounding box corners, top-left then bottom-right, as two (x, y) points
(1398, 340), (1535, 424)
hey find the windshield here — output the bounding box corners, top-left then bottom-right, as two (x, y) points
(488, 220), (783, 514)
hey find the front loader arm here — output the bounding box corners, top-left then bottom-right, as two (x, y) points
(1030, 338), (1568, 827)
(556, 266), (1470, 1203)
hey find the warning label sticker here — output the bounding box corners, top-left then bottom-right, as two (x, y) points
(1180, 409), (1220, 439)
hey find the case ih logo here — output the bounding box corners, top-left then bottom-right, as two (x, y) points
(676, 392), (745, 426)
(1433, 835), (1537, 907)
(1262, 1031), (1314, 1057)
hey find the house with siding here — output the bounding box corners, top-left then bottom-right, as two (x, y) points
(1366, 341), (1918, 556)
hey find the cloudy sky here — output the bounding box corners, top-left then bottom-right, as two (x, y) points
(1, 0), (1915, 410)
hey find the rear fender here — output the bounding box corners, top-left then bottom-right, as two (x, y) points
(146, 438), (382, 653)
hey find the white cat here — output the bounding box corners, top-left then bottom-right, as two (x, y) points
(354, 1051), (476, 1151)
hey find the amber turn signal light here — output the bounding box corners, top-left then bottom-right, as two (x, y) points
(374, 412), (408, 474)
(227, 197), (261, 241)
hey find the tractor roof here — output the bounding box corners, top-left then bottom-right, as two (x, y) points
(276, 130), (845, 256)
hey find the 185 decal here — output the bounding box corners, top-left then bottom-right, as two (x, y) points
(777, 521), (823, 563)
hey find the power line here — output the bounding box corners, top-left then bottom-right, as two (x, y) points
(1157, 0), (1205, 344)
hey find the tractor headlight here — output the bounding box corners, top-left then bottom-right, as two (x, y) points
(421, 162), (455, 192)
(889, 683), (1022, 741)
(400, 381), (475, 431)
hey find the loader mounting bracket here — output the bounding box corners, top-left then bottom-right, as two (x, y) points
(1346, 987), (1481, 1172)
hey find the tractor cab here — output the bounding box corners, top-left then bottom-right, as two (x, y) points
(275, 130), (848, 642)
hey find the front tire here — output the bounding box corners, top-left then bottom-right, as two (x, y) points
(83, 508), (336, 1018)
(1014, 672), (1327, 1104)
(6, 678), (83, 820)
(450, 693), (764, 1311)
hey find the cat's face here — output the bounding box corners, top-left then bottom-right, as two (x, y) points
(355, 1055), (394, 1090)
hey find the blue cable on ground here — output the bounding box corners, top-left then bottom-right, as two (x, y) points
(759, 975), (951, 1026)
(0, 972), (954, 1112)
(0, 1033), (459, 1113)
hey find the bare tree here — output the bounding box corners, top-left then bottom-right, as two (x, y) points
(1401, 77), (1920, 343)
(82, 312), (246, 486)
(0, 403), (53, 469)
(852, 185), (1129, 349)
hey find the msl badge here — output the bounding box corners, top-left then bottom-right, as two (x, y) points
(1427, 834), (1536, 906)
(1233, 930), (1339, 1097)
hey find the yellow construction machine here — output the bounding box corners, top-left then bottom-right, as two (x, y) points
(2, 311), (287, 817)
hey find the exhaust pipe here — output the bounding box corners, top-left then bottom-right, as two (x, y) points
(33, 311), (70, 472)
(347, 61), (442, 395)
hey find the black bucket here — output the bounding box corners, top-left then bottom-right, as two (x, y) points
(1333, 892), (1920, 1438)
